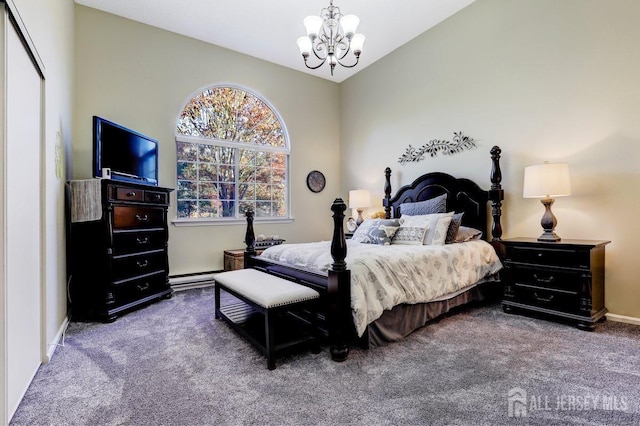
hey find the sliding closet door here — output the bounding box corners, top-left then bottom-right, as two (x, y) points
(3, 9), (43, 420)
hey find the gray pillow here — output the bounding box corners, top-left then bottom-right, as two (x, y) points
(445, 212), (464, 244)
(400, 193), (447, 216)
(352, 219), (401, 245)
(454, 226), (483, 243)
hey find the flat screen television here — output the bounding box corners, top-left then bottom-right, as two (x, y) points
(93, 116), (159, 186)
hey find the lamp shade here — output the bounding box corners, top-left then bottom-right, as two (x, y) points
(296, 36), (312, 55)
(303, 15), (323, 38)
(348, 189), (371, 209)
(339, 14), (359, 38)
(523, 163), (571, 198)
(350, 34), (365, 54)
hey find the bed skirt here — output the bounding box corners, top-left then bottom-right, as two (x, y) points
(364, 277), (501, 348)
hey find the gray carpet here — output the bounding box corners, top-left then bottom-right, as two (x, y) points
(11, 286), (640, 425)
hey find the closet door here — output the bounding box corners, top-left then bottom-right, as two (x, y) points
(2, 7), (44, 421)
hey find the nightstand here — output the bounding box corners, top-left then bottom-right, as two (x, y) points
(223, 249), (264, 271)
(501, 237), (610, 331)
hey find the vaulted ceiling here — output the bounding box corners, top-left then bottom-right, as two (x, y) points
(75, 0), (475, 83)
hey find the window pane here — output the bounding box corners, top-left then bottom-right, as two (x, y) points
(199, 182), (219, 199)
(256, 184), (271, 201)
(218, 166), (235, 183)
(239, 183), (255, 200)
(177, 200), (197, 218)
(220, 200), (235, 217)
(177, 180), (197, 199)
(199, 144), (216, 163)
(197, 201), (217, 218)
(199, 163), (217, 181)
(215, 146), (235, 164)
(255, 201), (272, 217)
(177, 142), (198, 161)
(177, 162), (197, 180)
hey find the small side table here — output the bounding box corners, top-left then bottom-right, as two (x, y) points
(223, 249), (264, 271)
(501, 237), (610, 331)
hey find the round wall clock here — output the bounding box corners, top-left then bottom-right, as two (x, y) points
(306, 170), (326, 193)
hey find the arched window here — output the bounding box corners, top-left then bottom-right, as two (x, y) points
(175, 85), (290, 222)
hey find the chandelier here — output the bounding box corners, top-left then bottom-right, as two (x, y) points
(296, 0), (365, 76)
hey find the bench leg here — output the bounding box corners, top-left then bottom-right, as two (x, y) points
(265, 310), (276, 370)
(214, 284), (221, 320)
(310, 305), (322, 354)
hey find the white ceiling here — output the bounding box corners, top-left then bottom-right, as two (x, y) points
(74, 0), (476, 83)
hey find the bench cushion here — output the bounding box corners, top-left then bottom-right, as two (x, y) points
(215, 269), (319, 309)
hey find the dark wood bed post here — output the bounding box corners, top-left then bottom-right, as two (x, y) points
(383, 167), (392, 219)
(489, 146), (504, 242)
(328, 198), (351, 362)
(244, 209), (256, 267)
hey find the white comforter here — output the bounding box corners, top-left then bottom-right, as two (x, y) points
(260, 240), (503, 336)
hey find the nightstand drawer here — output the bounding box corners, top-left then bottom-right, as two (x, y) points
(509, 245), (589, 269)
(511, 284), (580, 314)
(508, 265), (582, 292)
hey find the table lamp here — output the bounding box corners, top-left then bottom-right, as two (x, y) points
(348, 189), (371, 226)
(523, 162), (571, 242)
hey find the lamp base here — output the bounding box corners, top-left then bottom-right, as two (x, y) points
(537, 231), (561, 242)
(538, 197), (561, 242)
(355, 208), (364, 226)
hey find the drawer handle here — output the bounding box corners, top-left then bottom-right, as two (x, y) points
(153, 194), (161, 201)
(136, 236), (149, 244)
(533, 274), (555, 284)
(136, 260), (149, 268)
(136, 282), (150, 291)
(136, 214), (149, 222)
(127, 191), (136, 197)
(533, 292), (554, 303)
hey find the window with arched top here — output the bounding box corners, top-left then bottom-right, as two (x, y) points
(175, 85), (290, 222)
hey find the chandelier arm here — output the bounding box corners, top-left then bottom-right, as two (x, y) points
(303, 57), (328, 70)
(335, 55), (360, 69)
(311, 43), (327, 61)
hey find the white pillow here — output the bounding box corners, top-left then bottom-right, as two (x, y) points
(391, 212), (453, 245)
(391, 214), (431, 245)
(423, 212), (454, 245)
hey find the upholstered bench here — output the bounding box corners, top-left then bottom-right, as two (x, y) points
(214, 268), (320, 370)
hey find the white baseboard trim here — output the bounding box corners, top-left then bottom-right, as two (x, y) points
(45, 315), (70, 363)
(606, 313), (640, 326)
(169, 272), (217, 292)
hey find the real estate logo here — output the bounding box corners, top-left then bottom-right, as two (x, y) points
(508, 387), (528, 417)
(507, 387), (629, 418)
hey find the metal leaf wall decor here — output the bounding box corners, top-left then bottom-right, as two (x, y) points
(398, 132), (477, 165)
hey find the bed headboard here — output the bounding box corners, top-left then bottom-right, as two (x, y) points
(383, 146), (504, 242)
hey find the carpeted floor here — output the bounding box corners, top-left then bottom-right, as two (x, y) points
(10, 286), (640, 425)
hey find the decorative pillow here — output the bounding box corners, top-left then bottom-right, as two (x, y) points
(399, 193), (447, 216)
(351, 219), (401, 245)
(445, 212), (464, 244)
(423, 212), (454, 245)
(454, 226), (483, 243)
(391, 215), (431, 245)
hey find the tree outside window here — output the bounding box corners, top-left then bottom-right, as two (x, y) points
(176, 86), (290, 221)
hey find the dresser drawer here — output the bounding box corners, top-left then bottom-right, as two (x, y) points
(111, 250), (167, 280)
(508, 245), (589, 269)
(112, 229), (167, 254)
(115, 187), (144, 202)
(144, 190), (167, 204)
(112, 206), (165, 229)
(112, 272), (167, 301)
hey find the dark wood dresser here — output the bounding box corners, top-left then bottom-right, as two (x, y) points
(501, 237), (610, 330)
(67, 179), (173, 321)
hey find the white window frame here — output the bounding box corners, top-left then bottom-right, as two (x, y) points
(172, 84), (292, 226)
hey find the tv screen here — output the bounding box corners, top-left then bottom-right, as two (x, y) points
(93, 116), (158, 186)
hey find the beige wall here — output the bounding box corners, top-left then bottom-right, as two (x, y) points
(74, 6), (341, 275)
(340, 0), (640, 318)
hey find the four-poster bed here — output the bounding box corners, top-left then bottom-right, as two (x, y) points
(243, 146), (505, 361)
